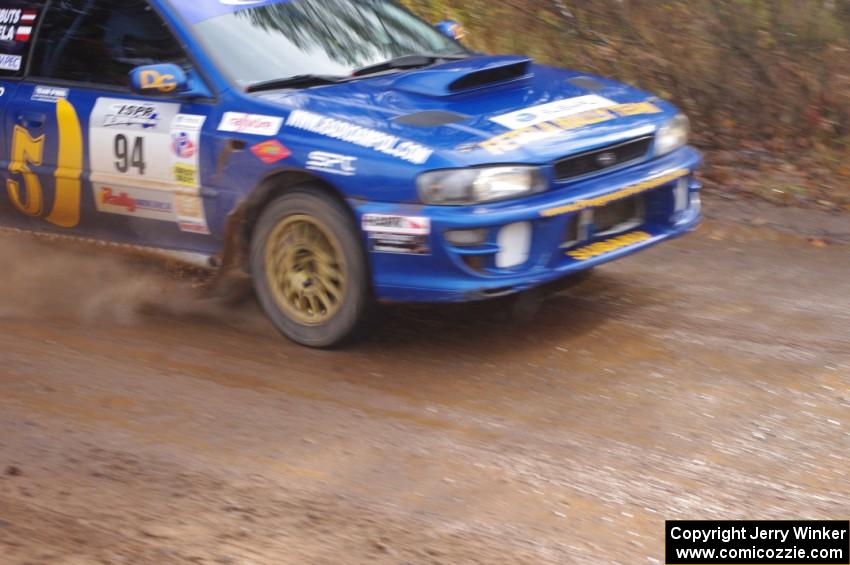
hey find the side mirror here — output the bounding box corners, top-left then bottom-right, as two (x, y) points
(129, 64), (188, 96)
(435, 20), (467, 41)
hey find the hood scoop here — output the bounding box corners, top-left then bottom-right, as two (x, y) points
(393, 55), (533, 97)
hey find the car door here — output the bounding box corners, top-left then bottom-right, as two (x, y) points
(3, 0), (219, 251)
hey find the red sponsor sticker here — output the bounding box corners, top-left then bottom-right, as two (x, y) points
(250, 140), (291, 164)
(101, 187), (137, 212)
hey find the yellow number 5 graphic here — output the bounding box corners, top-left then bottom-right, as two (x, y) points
(7, 125), (44, 216)
(7, 98), (83, 228)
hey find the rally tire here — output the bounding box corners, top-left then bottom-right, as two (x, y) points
(250, 188), (373, 348)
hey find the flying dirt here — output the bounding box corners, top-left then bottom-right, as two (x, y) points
(0, 199), (848, 564)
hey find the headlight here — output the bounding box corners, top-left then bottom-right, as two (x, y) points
(418, 166), (545, 205)
(654, 114), (690, 157)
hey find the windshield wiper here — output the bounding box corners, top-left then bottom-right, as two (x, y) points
(246, 74), (345, 93)
(352, 53), (469, 77)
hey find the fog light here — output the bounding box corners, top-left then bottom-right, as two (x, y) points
(445, 228), (488, 246)
(496, 222), (532, 268)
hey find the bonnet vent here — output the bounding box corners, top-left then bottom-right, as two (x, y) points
(449, 60), (531, 93)
(393, 55), (533, 97)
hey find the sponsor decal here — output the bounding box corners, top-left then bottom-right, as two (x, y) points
(366, 232), (430, 255)
(0, 86), (5, 97)
(481, 101), (663, 155)
(362, 214), (430, 235)
(490, 95), (616, 130)
(0, 53), (21, 71)
(171, 131), (196, 158)
(566, 230), (652, 261)
(540, 168), (689, 218)
(362, 214), (430, 255)
(306, 151), (356, 176)
(100, 187), (171, 214)
(94, 184), (209, 234)
(250, 139), (290, 164)
(173, 163), (198, 187)
(138, 68), (178, 93)
(0, 8), (36, 42)
(287, 110), (433, 165)
(31, 86), (69, 103)
(218, 112), (282, 136)
(90, 99), (179, 189)
(174, 194), (210, 235)
(174, 194), (204, 218)
(95, 185), (174, 222)
(103, 103), (160, 129)
(172, 113), (206, 131)
(169, 115), (205, 189)
(178, 221), (210, 234)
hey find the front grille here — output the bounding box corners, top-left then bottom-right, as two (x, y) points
(554, 136), (653, 182)
(594, 195), (645, 236)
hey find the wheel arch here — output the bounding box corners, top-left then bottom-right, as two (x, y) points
(218, 169), (362, 276)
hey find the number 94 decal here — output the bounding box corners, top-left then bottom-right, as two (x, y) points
(114, 133), (146, 175)
(7, 99), (83, 227)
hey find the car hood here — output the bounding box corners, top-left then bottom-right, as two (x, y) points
(251, 55), (678, 167)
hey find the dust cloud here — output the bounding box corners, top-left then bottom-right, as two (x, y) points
(0, 234), (262, 328)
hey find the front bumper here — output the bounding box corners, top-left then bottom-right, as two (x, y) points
(355, 146), (702, 303)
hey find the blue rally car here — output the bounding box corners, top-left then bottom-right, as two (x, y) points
(0, 0), (701, 347)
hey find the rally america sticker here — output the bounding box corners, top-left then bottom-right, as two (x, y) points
(362, 214), (431, 255)
(94, 184), (175, 222)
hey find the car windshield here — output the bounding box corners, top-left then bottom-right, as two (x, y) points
(182, 0), (468, 89)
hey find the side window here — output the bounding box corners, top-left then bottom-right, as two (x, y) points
(0, 2), (44, 77)
(29, 0), (187, 87)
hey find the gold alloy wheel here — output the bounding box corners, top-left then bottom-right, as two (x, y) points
(265, 214), (346, 325)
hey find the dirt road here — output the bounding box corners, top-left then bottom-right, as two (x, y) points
(1, 198), (848, 564)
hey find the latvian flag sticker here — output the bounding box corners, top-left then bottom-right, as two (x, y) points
(16, 10), (36, 41)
